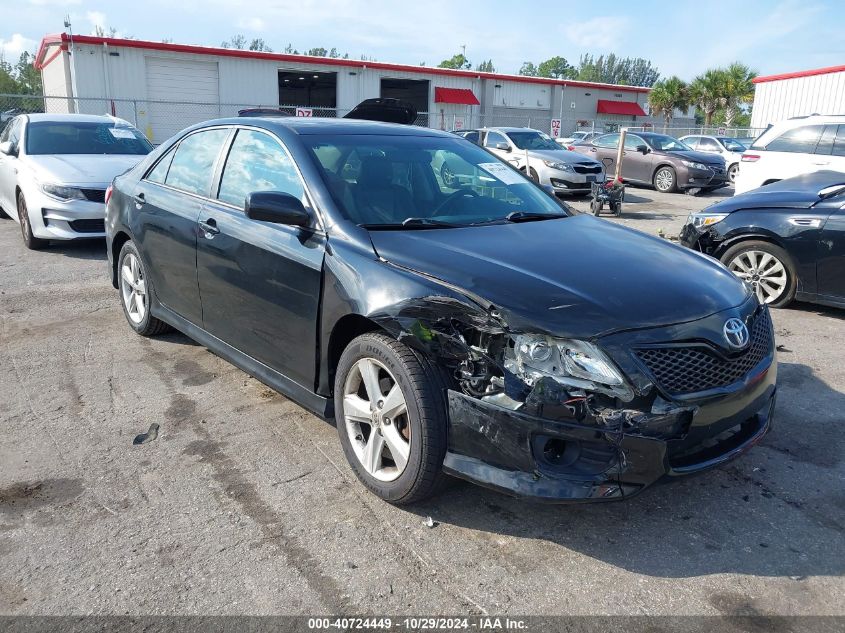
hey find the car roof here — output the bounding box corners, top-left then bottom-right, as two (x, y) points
(24, 113), (133, 124)
(481, 127), (540, 133)
(194, 116), (455, 137)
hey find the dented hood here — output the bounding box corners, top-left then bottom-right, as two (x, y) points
(369, 215), (749, 339)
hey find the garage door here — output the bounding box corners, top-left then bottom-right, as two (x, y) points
(145, 58), (220, 144)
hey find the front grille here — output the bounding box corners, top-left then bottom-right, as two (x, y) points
(69, 219), (105, 233)
(81, 189), (106, 203)
(573, 164), (602, 174)
(635, 309), (773, 395)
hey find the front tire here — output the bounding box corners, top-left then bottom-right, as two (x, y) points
(721, 240), (797, 308)
(17, 193), (48, 250)
(118, 240), (171, 336)
(653, 166), (677, 193)
(334, 333), (447, 504)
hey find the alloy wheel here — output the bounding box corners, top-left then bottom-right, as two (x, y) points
(342, 357), (410, 482)
(120, 252), (147, 324)
(728, 164), (738, 184)
(654, 168), (674, 192)
(441, 163), (456, 187)
(728, 249), (788, 304)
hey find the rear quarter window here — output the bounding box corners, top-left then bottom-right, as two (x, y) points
(763, 125), (824, 153)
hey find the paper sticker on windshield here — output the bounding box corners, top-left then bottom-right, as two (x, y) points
(108, 128), (136, 139)
(478, 162), (525, 185)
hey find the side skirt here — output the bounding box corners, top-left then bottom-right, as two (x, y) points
(151, 299), (333, 421)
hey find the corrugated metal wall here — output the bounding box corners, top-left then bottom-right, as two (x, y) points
(751, 72), (845, 127)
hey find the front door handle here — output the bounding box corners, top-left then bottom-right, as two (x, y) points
(199, 218), (220, 237)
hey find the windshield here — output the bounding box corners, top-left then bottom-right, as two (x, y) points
(645, 134), (690, 151)
(720, 138), (748, 152)
(26, 121), (153, 156)
(304, 134), (567, 227)
(507, 131), (561, 151)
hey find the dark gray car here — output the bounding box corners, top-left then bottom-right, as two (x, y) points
(571, 131), (729, 193)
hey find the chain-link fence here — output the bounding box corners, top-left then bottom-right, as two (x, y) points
(1, 93), (756, 145)
(628, 124), (766, 141)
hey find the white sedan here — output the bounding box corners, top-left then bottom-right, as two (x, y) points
(0, 113), (152, 249)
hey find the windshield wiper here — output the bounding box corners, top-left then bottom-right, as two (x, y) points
(504, 211), (568, 223)
(360, 217), (463, 230)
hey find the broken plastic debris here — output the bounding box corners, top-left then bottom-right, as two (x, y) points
(133, 423), (160, 445)
(424, 516), (437, 528)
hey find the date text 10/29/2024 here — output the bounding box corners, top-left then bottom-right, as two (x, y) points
(308, 617), (529, 631)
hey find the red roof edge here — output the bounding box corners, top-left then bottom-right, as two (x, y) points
(754, 64), (845, 84)
(34, 33), (651, 93)
(34, 33), (65, 70)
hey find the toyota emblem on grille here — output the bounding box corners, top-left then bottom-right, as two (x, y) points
(723, 318), (750, 349)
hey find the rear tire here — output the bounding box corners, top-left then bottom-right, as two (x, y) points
(117, 240), (172, 336)
(728, 163), (739, 184)
(720, 240), (797, 308)
(17, 193), (48, 250)
(334, 332), (447, 505)
(653, 166), (677, 193)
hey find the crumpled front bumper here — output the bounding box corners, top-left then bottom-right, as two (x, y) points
(442, 363), (776, 502)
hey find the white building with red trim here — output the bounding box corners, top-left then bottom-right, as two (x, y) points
(751, 64), (845, 128)
(34, 33), (687, 143)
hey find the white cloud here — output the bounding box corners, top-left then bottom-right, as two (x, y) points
(237, 17), (265, 31)
(564, 16), (630, 50)
(86, 10), (107, 33)
(0, 33), (37, 59)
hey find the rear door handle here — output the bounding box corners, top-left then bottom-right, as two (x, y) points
(199, 218), (220, 237)
(133, 192), (145, 206)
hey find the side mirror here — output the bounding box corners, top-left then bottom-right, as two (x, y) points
(0, 141), (16, 156)
(494, 142), (511, 152)
(245, 191), (310, 227)
(636, 144), (649, 154)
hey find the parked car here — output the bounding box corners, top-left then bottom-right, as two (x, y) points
(680, 134), (749, 184)
(0, 113), (153, 249)
(734, 115), (845, 194)
(107, 114), (776, 505)
(570, 131), (729, 194)
(556, 130), (601, 147)
(464, 127), (605, 196)
(681, 170), (845, 308)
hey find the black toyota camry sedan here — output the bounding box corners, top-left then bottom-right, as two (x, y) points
(681, 170), (845, 309)
(106, 116), (776, 504)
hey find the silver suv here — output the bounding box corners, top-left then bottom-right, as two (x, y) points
(462, 127), (606, 196)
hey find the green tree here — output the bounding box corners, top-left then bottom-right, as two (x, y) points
(537, 56), (576, 79)
(248, 38), (272, 52)
(648, 76), (689, 131)
(476, 59), (495, 73)
(221, 35), (247, 49)
(577, 54), (660, 86)
(0, 57), (18, 94)
(14, 52), (41, 95)
(518, 61), (538, 76)
(438, 53), (471, 70)
(689, 69), (725, 126)
(722, 62), (756, 126)
(306, 47), (328, 57)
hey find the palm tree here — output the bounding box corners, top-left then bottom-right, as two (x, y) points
(689, 69), (725, 126)
(722, 62), (756, 127)
(648, 76), (690, 132)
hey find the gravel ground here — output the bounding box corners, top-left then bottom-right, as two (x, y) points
(0, 184), (843, 617)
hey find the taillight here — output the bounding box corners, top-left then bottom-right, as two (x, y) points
(741, 154), (760, 162)
(567, 145), (575, 151)
(105, 185), (113, 205)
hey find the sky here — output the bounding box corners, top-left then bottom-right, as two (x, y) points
(2, 0), (844, 80)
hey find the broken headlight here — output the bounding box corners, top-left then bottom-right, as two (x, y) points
(506, 334), (633, 401)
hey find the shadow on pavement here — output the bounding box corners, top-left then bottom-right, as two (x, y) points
(405, 361), (844, 580)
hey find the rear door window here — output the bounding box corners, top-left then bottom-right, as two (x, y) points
(165, 128), (230, 196)
(594, 133), (620, 149)
(764, 125), (824, 153)
(834, 125), (845, 157)
(683, 136), (700, 150)
(698, 137), (721, 152)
